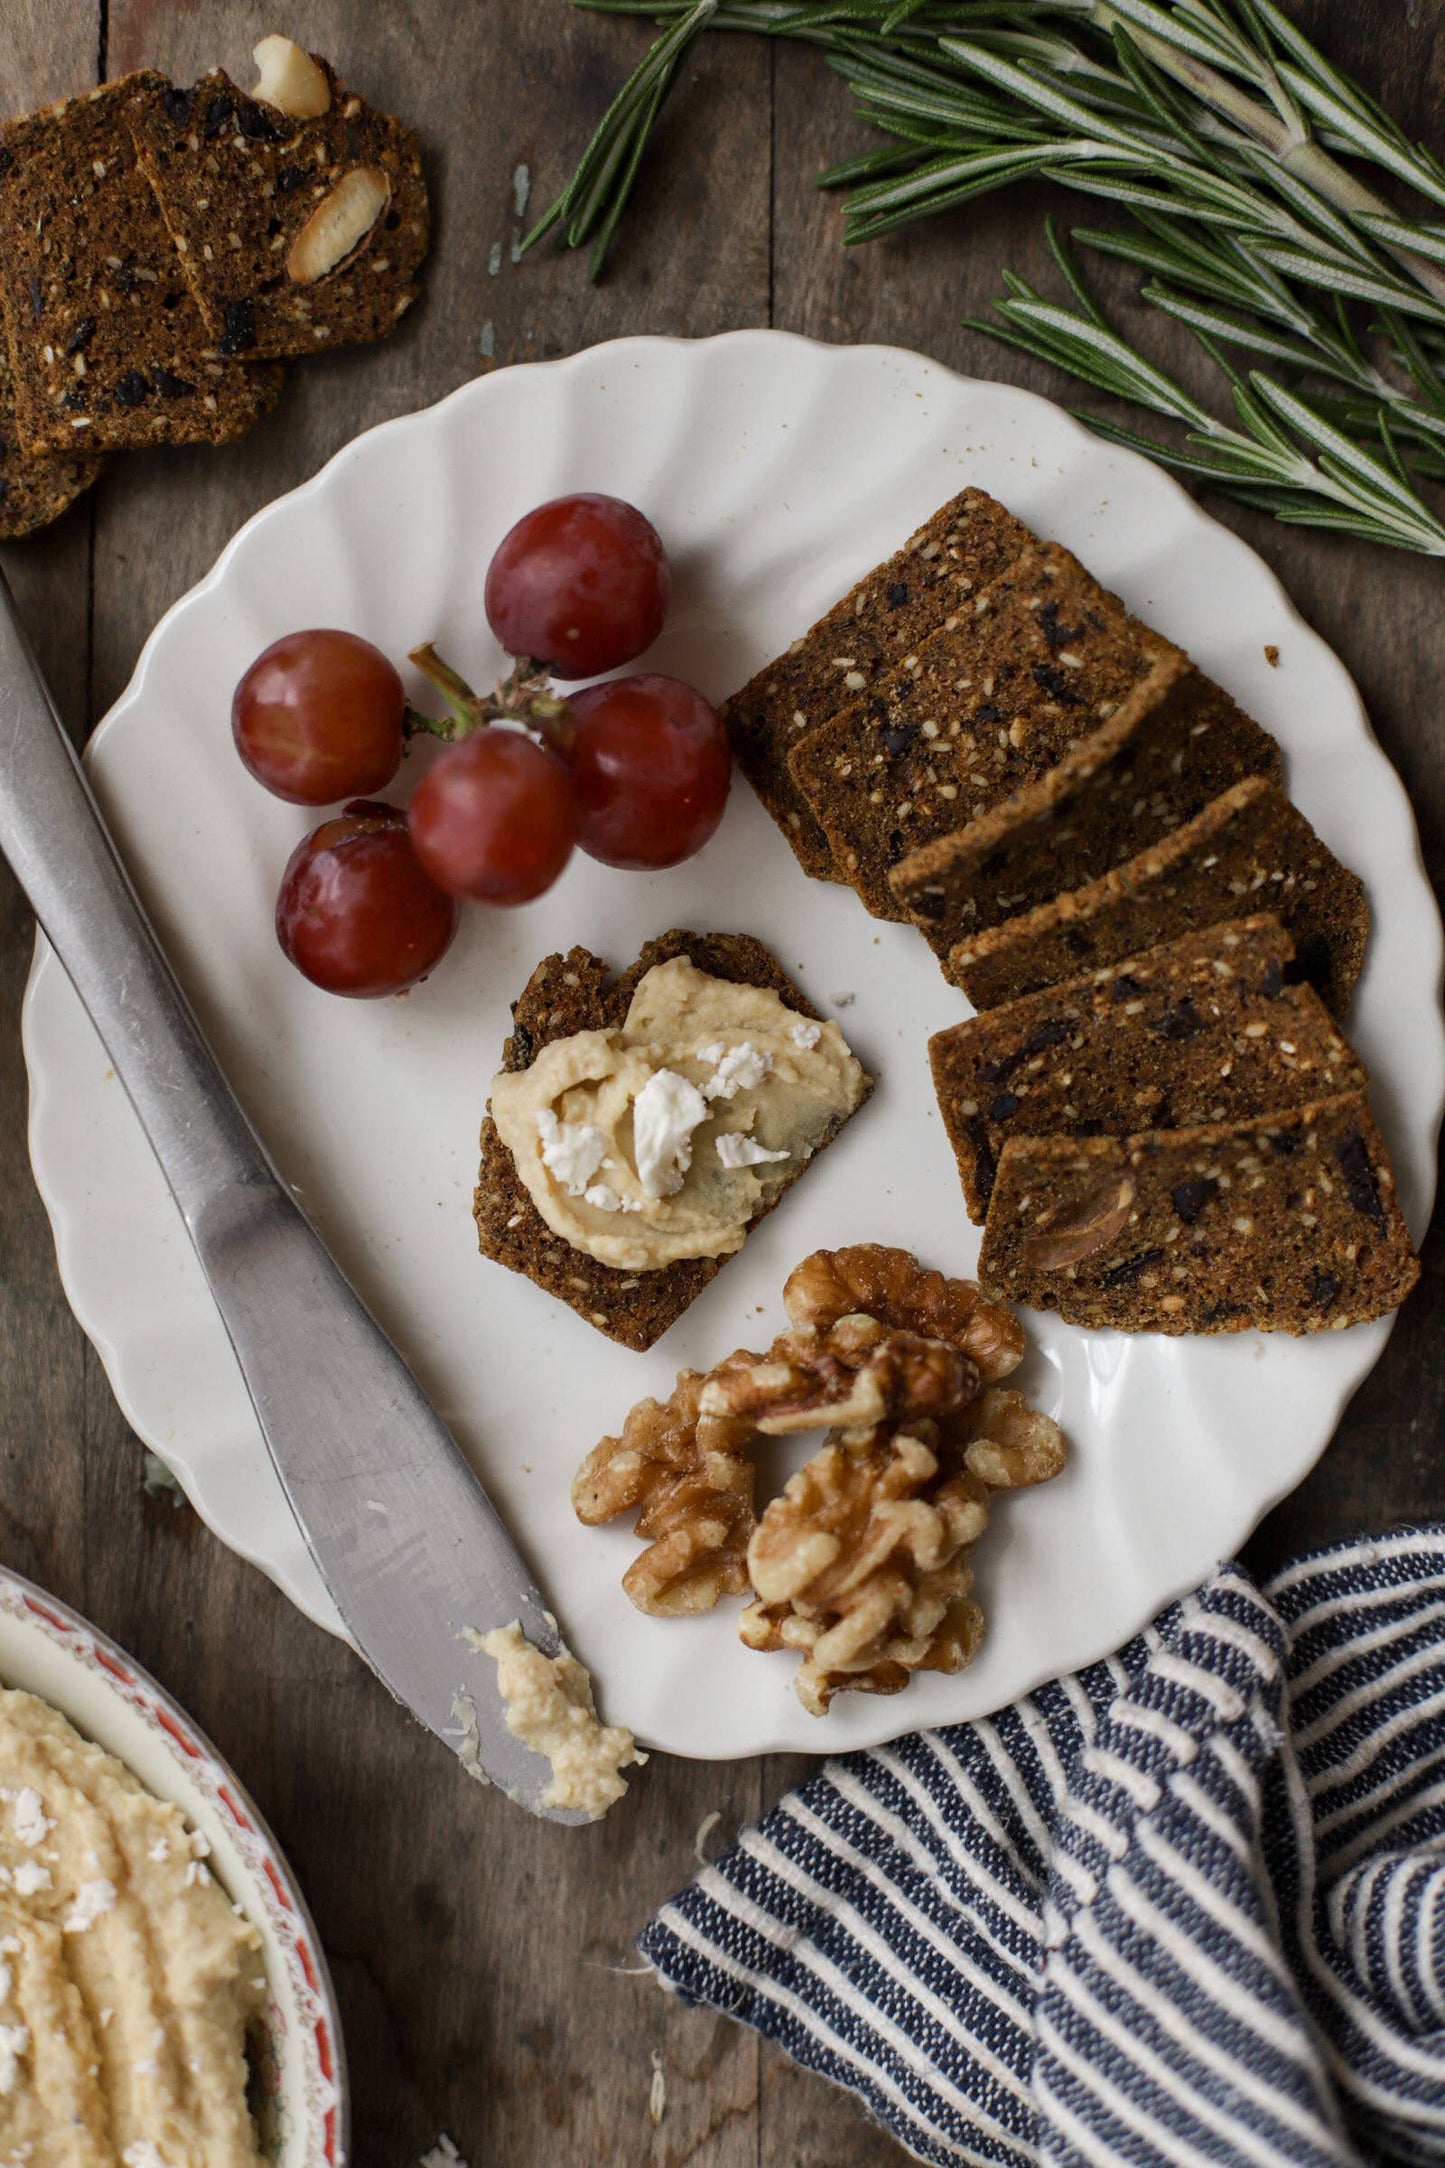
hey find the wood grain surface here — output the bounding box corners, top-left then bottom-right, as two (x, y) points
(1, 4), (1442, 2161)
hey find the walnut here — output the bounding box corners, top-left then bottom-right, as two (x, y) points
(574, 1249), (1058, 1670)
(572, 1368), (758, 1616)
(740, 1593), (985, 1715)
(951, 1386), (1067, 1489)
(783, 1244), (1025, 1381)
(741, 1388), (1066, 1714)
(700, 1313), (975, 1436)
(740, 1420), (993, 1713)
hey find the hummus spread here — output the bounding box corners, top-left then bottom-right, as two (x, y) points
(489, 957), (867, 1270)
(471, 1626), (643, 1819)
(0, 1687), (265, 2168)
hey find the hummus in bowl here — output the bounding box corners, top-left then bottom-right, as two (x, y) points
(0, 1566), (343, 2166)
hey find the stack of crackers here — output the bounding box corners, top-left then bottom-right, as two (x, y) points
(727, 489), (1419, 1334)
(0, 37), (429, 541)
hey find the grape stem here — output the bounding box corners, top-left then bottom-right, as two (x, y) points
(404, 643), (575, 757)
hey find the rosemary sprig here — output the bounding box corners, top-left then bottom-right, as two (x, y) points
(970, 222), (1445, 552)
(534, 0), (1445, 552)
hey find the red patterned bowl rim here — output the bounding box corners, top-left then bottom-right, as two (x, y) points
(0, 1563), (349, 2164)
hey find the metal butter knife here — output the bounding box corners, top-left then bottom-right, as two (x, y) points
(0, 573), (590, 1823)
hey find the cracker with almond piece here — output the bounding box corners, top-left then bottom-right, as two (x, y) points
(127, 41), (429, 362)
(977, 1093), (1418, 1333)
(0, 77), (282, 454)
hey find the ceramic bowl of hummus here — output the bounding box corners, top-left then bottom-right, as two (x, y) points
(0, 1563), (345, 2165)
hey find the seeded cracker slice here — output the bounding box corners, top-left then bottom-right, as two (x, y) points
(977, 1093), (1418, 1334)
(949, 776), (1370, 1017)
(789, 542), (1173, 922)
(929, 914), (1365, 1220)
(473, 931), (874, 1351)
(0, 79), (282, 455)
(0, 349), (101, 538)
(891, 649), (1283, 958)
(723, 489), (1033, 882)
(127, 62), (429, 361)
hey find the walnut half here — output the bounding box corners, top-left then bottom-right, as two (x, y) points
(572, 1368), (757, 1616)
(740, 1387), (1066, 1714)
(700, 1312), (976, 1437)
(783, 1244), (1025, 1382)
(740, 1420), (990, 1715)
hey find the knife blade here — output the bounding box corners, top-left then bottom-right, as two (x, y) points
(0, 572), (593, 1822)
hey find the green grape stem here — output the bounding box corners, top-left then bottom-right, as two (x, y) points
(404, 644), (577, 757)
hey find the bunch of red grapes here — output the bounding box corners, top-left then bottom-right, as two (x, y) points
(232, 494), (731, 996)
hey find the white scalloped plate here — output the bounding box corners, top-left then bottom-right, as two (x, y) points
(21, 332), (1445, 1758)
(0, 1566), (345, 2161)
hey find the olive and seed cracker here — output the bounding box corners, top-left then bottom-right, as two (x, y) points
(0, 77), (282, 455)
(948, 777), (1371, 1017)
(127, 60), (429, 361)
(789, 543), (1171, 922)
(722, 488), (1032, 881)
(0, 349), (102, 538)
(977, 1093), (1418, 1335)
(930, 914), (1363, 1220)
(892, 649), (1283, 957)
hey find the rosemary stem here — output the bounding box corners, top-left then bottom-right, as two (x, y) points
(1089, 2), (1445, 309)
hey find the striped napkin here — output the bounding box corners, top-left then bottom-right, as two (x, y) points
(641, 1525), (1445, 2166)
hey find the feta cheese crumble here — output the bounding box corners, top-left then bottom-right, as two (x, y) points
(534, 1109), (608, 1195)
(10, 1792), (48, 1849)
(62, 1879), (116, 1934)
(582, 1182), (639, 1215)
(632, 1069), (709, 1198)
(715, 1133), (790, 1170)
(701, 1040), (773, 1100)
(789, 1018), (822, 1050)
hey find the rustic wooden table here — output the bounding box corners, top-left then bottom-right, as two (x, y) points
(1, 3), (1441, 2160)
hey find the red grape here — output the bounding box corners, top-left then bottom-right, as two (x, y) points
(484, 494), (669, 678)
(408, 730), (577, 904)
(234, 629), (405, 805)
(276, 801), (458, 998)
(567, 674), (730, 870)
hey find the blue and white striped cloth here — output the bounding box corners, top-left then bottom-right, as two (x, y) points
(641, 1525), (1445, 2166)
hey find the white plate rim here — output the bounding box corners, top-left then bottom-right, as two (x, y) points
(20, 328), (1445, 1757)
(0, 1561), (347, 2161)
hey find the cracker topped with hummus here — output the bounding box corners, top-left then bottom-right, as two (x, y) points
(0, 1685), (266, 2167)
(474, 929), (872, 1349)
